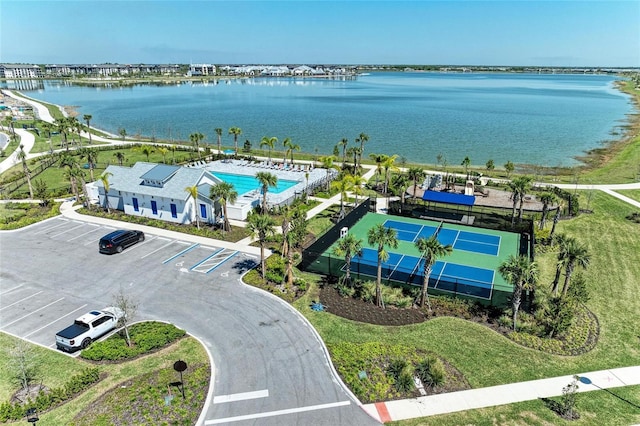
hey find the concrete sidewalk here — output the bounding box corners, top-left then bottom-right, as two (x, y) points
(363, 366), (640, 423)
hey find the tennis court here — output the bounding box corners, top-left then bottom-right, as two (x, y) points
(383, 219), (501, 256)
(315, 213), (520, 304)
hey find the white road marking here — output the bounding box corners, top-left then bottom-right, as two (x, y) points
(2, 298), (65, 328)
(141, 240), (175, 259)
(24, 304), (88, 337)
(204, 400), (351, 424)
(67, 225), (101, 241)
(0, 284), (23, 295)
(213, 389), (269, 404)
(50, 223), (85, 238)
(0, 291), (43, 311)
(34, 221), (68, 234)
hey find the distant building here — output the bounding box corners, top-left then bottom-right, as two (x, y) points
(187, 64), (216, 77)
(0, 64), (44, 79)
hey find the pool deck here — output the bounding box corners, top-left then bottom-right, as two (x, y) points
(193, 159), (333, 208)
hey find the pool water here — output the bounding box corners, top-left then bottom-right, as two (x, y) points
(213, 172), (299, 195)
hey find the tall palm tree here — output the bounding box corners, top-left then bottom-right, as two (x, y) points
(209, 181), (237, 233)
(561, 239), (590, 297)
(357, 132), (369, 171)
(351, 173), (366, 205)
(550, 233), (570, 296)
(158, 147), (169, 164)
(332, 233), (363, 285)
(549, 200), (564, 239)
(113, 151), (126, 166)
(17, 145), (34, 199)
(79, 148), (98, 181)
(83, 114), (93, 144)
(190, 132), (205, 160)
(516, 176), (533, 223)
(331, 174), (354, 219)
(369, 153), (386, 188)
(260, 136), (277, 163)
(338, 138), (348, 165)
(228, 126), (242, 156)
(507, 176), (532, 226)
(320, 155), (337, 191)
(65, 166), (85, 203)
(282, 137), (292, 164)
(255, 171), (278, 212)
(382, 154), (399, 194)
(391, 173), (410, 207)
(184, 185), (200, 229)
(246, 212), (276, 280)
(137, 145), (155, 162)
(99, 171), (113, 213)
(498, 254), (538, 331)
(215, 128), (223, 155)
(539, 192), (557, 230)
(408, 166), (425, 199)
(461, 156), (471, 179)
(118, 128), (127, 141)
(367, 223), (398, 307)
(54, 117), (70, 150)
(415, 236), (453, 311)
(287, 140), (300, 165)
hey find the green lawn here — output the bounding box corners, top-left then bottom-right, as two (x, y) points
(617, 189), (640, 203)
(0, 332), (208, 424)
(296, 189), (640, 393)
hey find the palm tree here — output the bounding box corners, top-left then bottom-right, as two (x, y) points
(320, 155), (337, 191)
(287, 139), (300, 165)
(391, 173), (410, 207)
(331, 174), (354, 219)
(461, 156), (471, 179)
(367, 223), (398, 307)
(369, 153), (386, 188)
(82, 148), (98, 181)
(351, 173), (366, 205)
(228, 126), (242, 156)
(255, 171), (278, 212)
(209, 181), (237, 232)
(382, 154), (399, 194)
(408, 166), (425, 199)
(332, 233), (363, 285)
(282, 137), (292, 164)
(83, 114), (93, 144)
(17, 145), (34, 199)
(214, 128), (223, 155)
(54, 117), (70, 150)
(65, 166), (85, 202)
(137, 145), (155, 162)
(550, 233), (570, 296)
(246, 212), (276, 280)
(498, 254), (538, 331)
(184, 185), (200, 229)
(516, 176), (533, 223)
(357, 132), (369, 171)
(415, 236), (453, 311)
(259, 136), (277, 163)
(113, 151), (126, 166)
(99, 171), (113, 212)
(549, 200), (564, 239)
(118, 128), (127, 141)
(158, 147), (169, 164)
(539, 192), (557, 230)
(190, 132), (205, 160)
(338, 138), (348, 165)
(561, 239), (590, 297)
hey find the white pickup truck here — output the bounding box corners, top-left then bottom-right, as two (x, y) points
(55, 307), (124, 352)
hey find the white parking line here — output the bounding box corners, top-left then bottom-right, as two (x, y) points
(140, 240), (175, 259)
(24, 304), (88, 338)
(84, 227), (117, 246)
(50, 223), (85, 238)
(2, 298), (65, 328)
(67, 225), (101, 241)
(121, 235), (157, 253)
(204, 400), (351, 424)
(33, 220), (69, 235)
(0, 284), (23, 295)
(213, 389), (269, 404)
(0, 291), (43, 311)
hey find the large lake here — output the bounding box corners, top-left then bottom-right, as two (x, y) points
(13, 72), (634, 167)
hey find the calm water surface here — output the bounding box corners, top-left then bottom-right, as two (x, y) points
(18, 72), (634, 166)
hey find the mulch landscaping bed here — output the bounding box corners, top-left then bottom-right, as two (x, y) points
(319, 285), (427, 326)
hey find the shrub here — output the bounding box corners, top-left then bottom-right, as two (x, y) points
(415, 355), (446, 388)
(387, 358), (407, 380)
(395, 369), (415, 393)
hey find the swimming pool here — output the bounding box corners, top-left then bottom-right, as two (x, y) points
(213, 172), (300, 195)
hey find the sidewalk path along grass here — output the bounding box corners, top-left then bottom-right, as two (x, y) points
(363, 366), (640, 423)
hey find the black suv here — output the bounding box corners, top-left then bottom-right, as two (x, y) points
(99, 230), (145, 254)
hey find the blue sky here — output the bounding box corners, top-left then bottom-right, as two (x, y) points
(1, 1), (638, 67)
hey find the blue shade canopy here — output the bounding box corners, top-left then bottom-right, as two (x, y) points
(422, 190), (475, 206)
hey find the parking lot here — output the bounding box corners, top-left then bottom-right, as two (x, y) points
(1, 217), (252, 356)
(0, 216), (377, 425)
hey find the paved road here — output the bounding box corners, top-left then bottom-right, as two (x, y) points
(0, 218), (378, 425)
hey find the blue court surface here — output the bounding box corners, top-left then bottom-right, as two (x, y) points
(383, 219), (501, 256)
(350, 247), (494, 299)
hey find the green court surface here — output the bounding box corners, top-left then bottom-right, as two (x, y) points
(325, 213), (521, 304)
